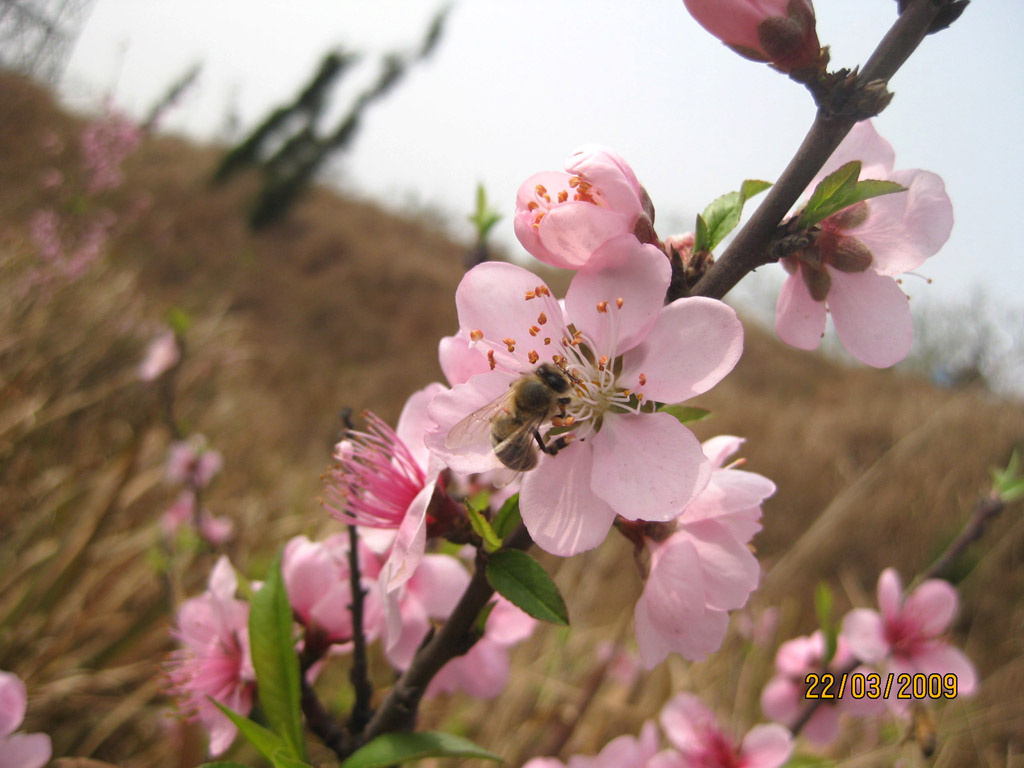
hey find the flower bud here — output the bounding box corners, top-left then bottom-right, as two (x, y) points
(683, 0), (822, 75)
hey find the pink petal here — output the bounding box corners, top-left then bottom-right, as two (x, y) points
(828, 269), (913, 368)
(902, 578), (957, 637)
(701, 435), (745, 469)
(681, 467), (776, 524)
(840, 608), (888, 663)
(682, 520), (760, 610)
(850, 169), (952, 276)
(208, 556), (238, 603)
(0, 673), (26, 738)
(485, 597), (536, 645)
(800, 705), (841, 747)
(438, 334), (490, 387)
(807, 120), (895, 194)
(739, 723), (794, 768)
(907, 643), (977, 695)
(0, 732), (52, 768)
(775, 270), (826, 351)
(408, 553), (471, 619)
(384, 591), (430, 669)
(564, 236), (669, 355)
(760, 676), (800, 725)
(282, 537), (338, 621)
(619, 297), (743, 403)
(380, 479), (433, 593)
(877, 567), (903, 620)
(396, 383), (446, 471)
(564, 144), (644, 212)
(520, 441), (618, 556)
(659, 692), (719, 754)
(309, 583), (355, 641)
(591, 412), (710, 523)
(537, 204), (634, 271)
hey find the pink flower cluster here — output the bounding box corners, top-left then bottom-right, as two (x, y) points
(81, 107), (143, 194)
(0, 672), (51, 768)
(525, 693), (792, 768)
(160, 434), (232, 545)
(775, 121), (953, 368)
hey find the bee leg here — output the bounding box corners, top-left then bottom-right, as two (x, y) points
(533, 428), (572, 457)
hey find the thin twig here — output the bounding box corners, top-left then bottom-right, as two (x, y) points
(346, 524), (374, 733)
(690, 0), (964, 302)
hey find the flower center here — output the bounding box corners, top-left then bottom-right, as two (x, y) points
(524, 175), (604, 229)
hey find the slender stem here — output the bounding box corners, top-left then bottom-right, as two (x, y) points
(357, 524), (533, 746)
(690, 0), (962, 301)
(346, 524), (375, 733)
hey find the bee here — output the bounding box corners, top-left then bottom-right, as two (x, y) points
(445, 363), (576, 471)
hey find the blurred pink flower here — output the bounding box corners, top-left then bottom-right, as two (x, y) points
(760, 631), (882, 746)
(160, 491), (233, 545)
(841, 568), (977, 700)
(0, 672), (51, 768)
(514, 145), (655, 269)
(281, 533), (383, 644)
(166, 556), (255, 756)
(165, 435), (223, 489)
(139, 329), (180, 381)
(523, 721), (660, 768)
(426, 596), (536, 699)
(634, 436), (773, 667)
(427, 238), (743, 556)
(682, 0), (820, 74)
(81, 108), (142, 193)
(656, 693), (793, 768)
(775, 120), (953, 368)
(383, 553), (471, 669)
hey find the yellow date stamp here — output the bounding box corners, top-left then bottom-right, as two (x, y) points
(803, 672), (959, 700)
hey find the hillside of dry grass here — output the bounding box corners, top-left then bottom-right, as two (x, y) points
(1, 72), (1022, 767)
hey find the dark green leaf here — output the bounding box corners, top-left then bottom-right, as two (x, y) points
(486, 549), (568, 625)
(814, 582), (837, 665)
(340, 731), (502, 768)
(466, 502), (502, 553)
(799, 161), (905, 228)
(249, 556), (306, 760)
(657, 404), (712, 425)
(491, 493), (522, 540)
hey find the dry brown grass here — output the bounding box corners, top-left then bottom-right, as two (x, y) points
(1, 72), (1022, 766)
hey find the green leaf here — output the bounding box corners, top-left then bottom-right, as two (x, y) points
(695, 179), (773, 254)
(486, 549), (568, 625)
(814, 582), (837, 665)
(248, 555), (306, 760)
(657, 404), (712, 425)
(210, 700), (292, 764)
(466, 502), (503, 553)
(199, 763), (253, 768)
(693, 212), (710, 255)
(469, 182), (502, 240)
(991, 449), (1024, 501)
(340, 731), (502, 768)
(799, 161), (905, 229)
(491, 493), (522, 540)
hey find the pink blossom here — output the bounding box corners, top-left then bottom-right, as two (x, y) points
(683, 0), (820, 74)
(323, 384), (449, 599)
(383, 553), (471, 669)
(281, 534), (383, 644)
(426, 596), (536, 699)
(160, 490), (234, 545)
(0, 672), (51, 768)
(775, 120), (953, 368)
(81, 108), (142, 193)
(427, 237), (743, 556)
(166, 435), (223, 489)
(514, 146), (655, 269)
(658, 693), (793, 768)
(634, 436), (773, 667)
(139, 329), (181, 381)
(523, 721), (661, 768)
(760, 631), (882, 746)
(166, 556), (255, 756)
(840, 568), (977, 698)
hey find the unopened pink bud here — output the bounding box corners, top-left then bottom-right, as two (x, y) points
(683, 0), (821, 75)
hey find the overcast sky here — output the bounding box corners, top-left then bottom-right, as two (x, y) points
(60, 0), (1024, 313)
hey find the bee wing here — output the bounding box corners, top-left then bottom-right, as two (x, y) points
(444, 388), (516, 451)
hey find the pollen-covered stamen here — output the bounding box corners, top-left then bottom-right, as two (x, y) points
(528, 350), (539, 364)
(470, 329), (484, 342)
(525, 290), (536, 300)
(322, 412), (427, 529)
(596, 300), (608, 313)
(557, 190), (568, 203)
(537, 312), (547, 325)
(543, 337), (551, 345)
(487, 350), (496, 370)
(638, 373), (647, 386)
(503, 337), (517, 353)
(598, 355), (609, 370)
(529, 325), (540, 336)
(616, 297), (624, 309)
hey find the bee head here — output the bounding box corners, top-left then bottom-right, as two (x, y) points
(536, 362), (571, 393)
